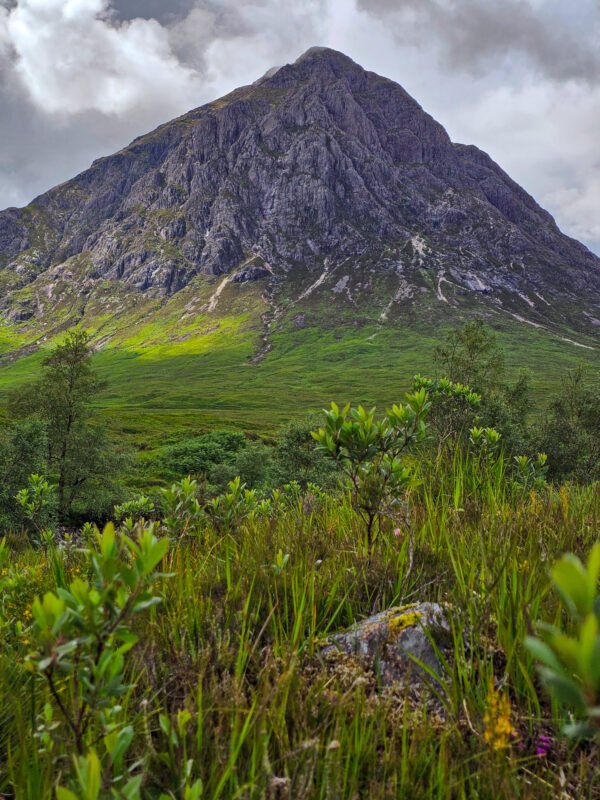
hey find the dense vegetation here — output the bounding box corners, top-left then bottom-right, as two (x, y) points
(0, 322), (599, 798)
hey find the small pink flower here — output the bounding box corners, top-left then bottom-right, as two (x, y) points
(393, 528), (402, 538)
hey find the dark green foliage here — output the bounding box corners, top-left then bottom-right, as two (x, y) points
(0, 419), (49, 534)
(536, 367), (600, 483)
(229, 440), (273, 489)
(271, 415), (338, 489)
(8, 329), (129, 524)
(156, 431), (246, 481)
(477, 370), (533, 456)
(156, 424), (336, 495)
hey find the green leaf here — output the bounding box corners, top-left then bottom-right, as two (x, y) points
(75, 749), (101, 800)
(120, 774), (143, 800)
(562, 720), (596, 739)
(115, 630), (139, 655)
(56, 788), (80, 800)
(587, 543), (600, 600)
(141, 537), (168, 575)
(524, 636), (565, 674)
(579, 613), (599, 683)
(552, 554), (591, 616)
(539, 667), (586, 714)
(105, 725), (133, 764)
(545, 631), (580, 674)
(100, 523), (116, 559)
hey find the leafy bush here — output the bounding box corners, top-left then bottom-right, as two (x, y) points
(113, 495), (156, 523)
(26, 523), (168, 793)
(15, 473), (57, 543)
(312, 389), (431, 547)
(512, 453), (548, 491)
(205, 476), (269, 532)
(156, 431), (246, 481)
(271, 415), (338, 489)
(413, 375), (481, 449)
(536, 367), (600, 483)
(161, 476), (204, 538)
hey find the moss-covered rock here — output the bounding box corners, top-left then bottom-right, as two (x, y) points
(322, 602), (450, 687)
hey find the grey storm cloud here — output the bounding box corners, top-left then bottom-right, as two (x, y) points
(111, 0), (199, 23)
(357, 0), (600, 84)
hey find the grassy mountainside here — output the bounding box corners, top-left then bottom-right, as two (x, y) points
(1, 46), (599, 443)
(0, 296), (599, 445)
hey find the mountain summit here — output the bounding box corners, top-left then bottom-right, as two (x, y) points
(1, 47), (599, 344)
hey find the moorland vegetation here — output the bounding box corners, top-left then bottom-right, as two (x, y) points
(0, 322), (599, 797)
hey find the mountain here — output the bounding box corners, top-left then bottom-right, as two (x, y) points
(0, 47), (598, 436)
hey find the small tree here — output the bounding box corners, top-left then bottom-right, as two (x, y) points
(536, 367), (600, 483)
(272, 414), (338, 489)
(15, 473), (56, 542)
(10, 329), (126, 523)
(412, 375), (481, 452)
(312, 389), (431, 549)
(434, 319), (504, 392)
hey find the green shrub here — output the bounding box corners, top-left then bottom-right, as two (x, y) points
(26, 523), (168, 792)
(312, 389), (430, 548)
(15, 473), (57, 543)
(156, 431), (246, 481)
(536, 367), (600, 483)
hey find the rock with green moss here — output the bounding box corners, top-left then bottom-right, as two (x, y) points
(322, 602), (450, 687)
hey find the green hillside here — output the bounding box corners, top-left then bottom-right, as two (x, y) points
(0, 279), (598, 446)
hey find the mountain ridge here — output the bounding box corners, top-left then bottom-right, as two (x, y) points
(0, 46), (599, 351)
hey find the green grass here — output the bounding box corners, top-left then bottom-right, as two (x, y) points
(0, 281), (598, 445)
(1, 455), (599, 797)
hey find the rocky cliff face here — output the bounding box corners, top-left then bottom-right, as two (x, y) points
(1, 46), (599, 339)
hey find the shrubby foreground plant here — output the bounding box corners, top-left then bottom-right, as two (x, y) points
(26, 523), (168, 797)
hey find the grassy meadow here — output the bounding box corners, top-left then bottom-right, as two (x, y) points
(0, 306), (598, 444)
(1, 452), (599, 798)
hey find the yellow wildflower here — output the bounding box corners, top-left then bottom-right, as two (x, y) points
(483, 680), (515, 750)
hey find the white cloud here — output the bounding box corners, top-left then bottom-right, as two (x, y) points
(437, 80), (600, 252)
(3, 0), (202, 115)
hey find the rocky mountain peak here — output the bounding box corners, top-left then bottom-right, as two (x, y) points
(0, 48), (599, 342)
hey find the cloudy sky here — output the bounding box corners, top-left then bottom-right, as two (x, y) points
(1, 0), (599, 254)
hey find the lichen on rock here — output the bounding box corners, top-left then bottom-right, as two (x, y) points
(321, 602), (450, 688)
